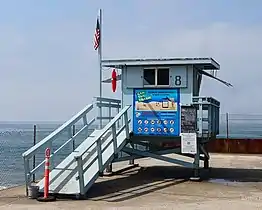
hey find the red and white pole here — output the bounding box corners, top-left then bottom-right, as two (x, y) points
(44, 148), (50, 199)
(37, 147), (56, 202)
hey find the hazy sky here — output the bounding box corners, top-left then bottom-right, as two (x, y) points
(1, 0), (262, 121)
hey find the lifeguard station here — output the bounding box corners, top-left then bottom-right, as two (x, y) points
(102, 57), (222, 179)
(22, 57), (231, 198)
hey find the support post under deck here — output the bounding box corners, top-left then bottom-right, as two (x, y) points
(106, 164), (112, 173)
(128, 142), (135, 165)
(203, 143), (209, 169)
(190, 139), (200, 181)
(204, 155), (209, 169)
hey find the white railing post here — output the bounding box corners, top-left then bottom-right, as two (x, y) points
(117, 104), (120, 128)
(24, 157), (30, 196)
(99, 98), (103, 129)
(111, 123), (117, 154)
(83, 115), (88, 125)
(108, 102), (112, 123)
(75, 156), (84, 195)
(96, 138), (103, 174)
(72, 125), (76, 151)
(68, 127), (74, 152)
(83, 115), (88, 138)
(124, 112), (130, 139)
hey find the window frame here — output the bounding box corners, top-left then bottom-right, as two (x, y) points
(143, 67), (170, 87)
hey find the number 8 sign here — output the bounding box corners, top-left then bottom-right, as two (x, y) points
(175, 76), (182, 86)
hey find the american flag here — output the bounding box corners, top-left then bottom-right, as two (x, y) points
(94, 18), (100, 50)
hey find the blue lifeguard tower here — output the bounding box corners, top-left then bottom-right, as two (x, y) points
(101, 57), (225, 177)
(22, 57), (231, 198)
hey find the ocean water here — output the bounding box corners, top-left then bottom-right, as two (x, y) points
(0, 122), (97, 190)
(1, 119), (262, 190)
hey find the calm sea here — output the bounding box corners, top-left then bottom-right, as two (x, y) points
(1, 120), (262, 190)
(0, 122), (97, 190)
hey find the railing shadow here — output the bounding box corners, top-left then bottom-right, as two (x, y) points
(86, 165), (190, 202)
(86, 165), (262, 203)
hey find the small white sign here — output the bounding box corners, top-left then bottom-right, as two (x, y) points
(181, 133), (197, 154)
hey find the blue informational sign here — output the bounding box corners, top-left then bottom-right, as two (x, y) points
(133, 88), (181, 136)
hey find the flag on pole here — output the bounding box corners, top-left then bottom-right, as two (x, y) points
(94, 18), (100, 50)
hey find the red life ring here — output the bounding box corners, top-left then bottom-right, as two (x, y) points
(111, 69), (117, 92)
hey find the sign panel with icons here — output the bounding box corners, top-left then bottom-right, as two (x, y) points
(133, 88), (180, 136)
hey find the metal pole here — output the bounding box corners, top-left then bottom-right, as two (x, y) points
(226, 113), (229, 139)
(99, 8), (103, 129)
(72, 125), (76, 150)
(33, 124), (36, 182)
(108, 102), (111, 123)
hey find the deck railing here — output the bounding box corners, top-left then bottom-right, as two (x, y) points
(22, 104), (95, 195)
(95, 96), (121, 128)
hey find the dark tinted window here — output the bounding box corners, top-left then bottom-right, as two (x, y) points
(143, 69), (155, 85)
(157, 68), (169, 85)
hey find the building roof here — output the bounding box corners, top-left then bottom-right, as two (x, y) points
(102, 57), (220, 70)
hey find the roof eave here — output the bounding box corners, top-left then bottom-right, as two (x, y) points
(102, 57), (220, 70)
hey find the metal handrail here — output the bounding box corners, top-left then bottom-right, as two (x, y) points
(22, 104), (93, 159)
(74, 105), (131, 195)
(95, 96), (121, 104)
(193, 96), (220, 107)
(22, 103), (95, 195)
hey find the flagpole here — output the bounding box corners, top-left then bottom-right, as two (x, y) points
(98, 8), (103, 129)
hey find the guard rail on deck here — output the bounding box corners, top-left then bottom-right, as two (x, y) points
(22, 104), (95, 195)
(193, 96), (220, 107)
(95, 96), (121, 128)
(74, 105), (131, 195)
(193, 96), (220, 138)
